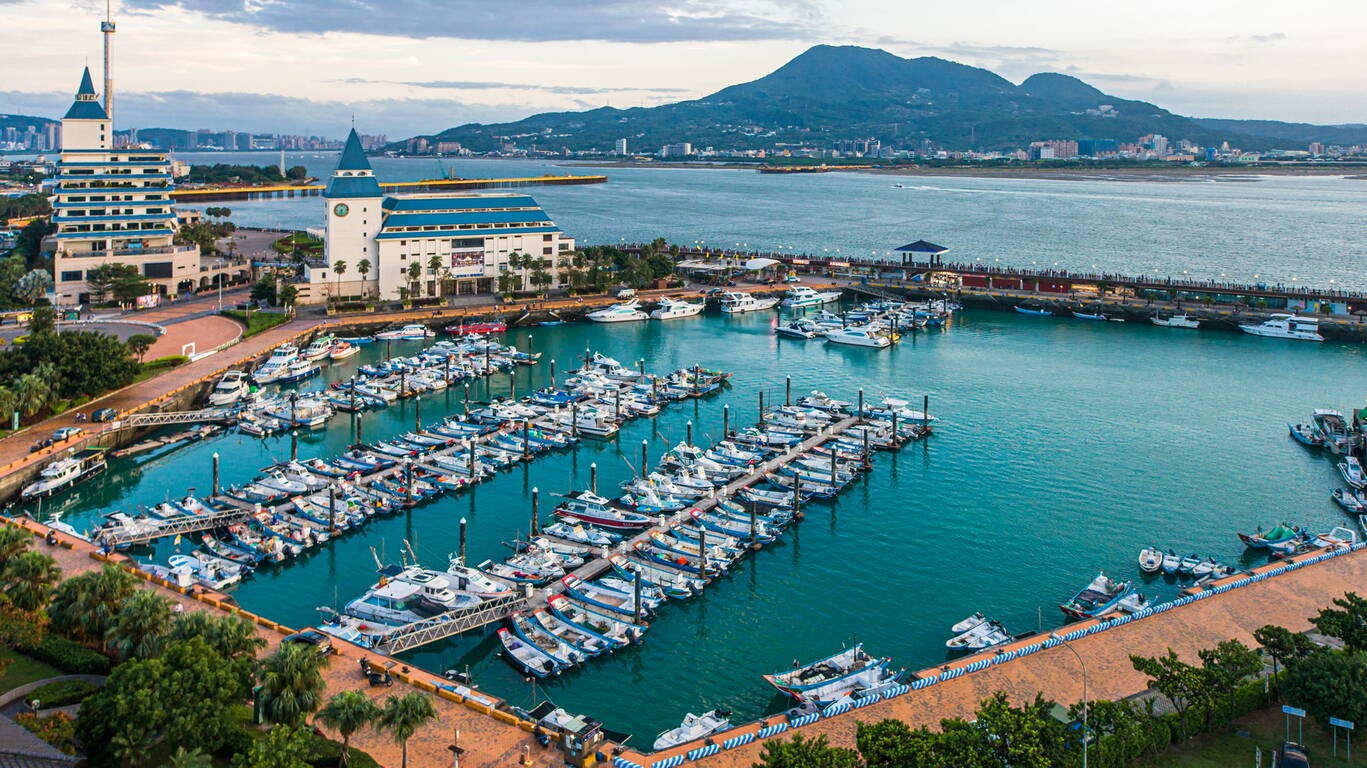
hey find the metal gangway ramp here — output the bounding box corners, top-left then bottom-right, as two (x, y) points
(98, 507), (250, 547)
(373, 592), (528, 655)
(115, 408), (233, 431)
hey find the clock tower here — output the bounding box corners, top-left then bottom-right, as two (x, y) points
(323, 128), (383, 289)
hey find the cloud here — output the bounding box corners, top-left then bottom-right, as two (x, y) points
(1248, 33), (1288, 44)
(0, 88), (532, 136)
(338, 78), (689, 96)
(119, 0), (827, 43)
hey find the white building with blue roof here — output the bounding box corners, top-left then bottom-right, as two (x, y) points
(313, 129), (575, 303)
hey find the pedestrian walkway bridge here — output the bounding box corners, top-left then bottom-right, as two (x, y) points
(97, 506), (250, 547)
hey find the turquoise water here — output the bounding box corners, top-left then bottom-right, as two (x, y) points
(29, 308), (1367, 740)
(182, 151), (1367, 290)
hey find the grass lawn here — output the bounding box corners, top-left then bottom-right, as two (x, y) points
(1138, 706), (1365, 767)
(0, 648), (63, 693)
(220, 309), (290, 338)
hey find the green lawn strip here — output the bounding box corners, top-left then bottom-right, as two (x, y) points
(1138, 706), (1366, 767)
(0, 648), (63, 692)
(220, 309), (290, 339)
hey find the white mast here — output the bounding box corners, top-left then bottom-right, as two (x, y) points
(101, 0), (115, 127)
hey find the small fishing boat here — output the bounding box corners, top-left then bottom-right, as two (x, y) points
(1072, 310), (1112, 321)
(1239, 523), (1303, 550)
(1288, 422), (1325, 448)
(21, 448), (107, 500)
(497, 627), (561, 677)
(1338, 456), (1366, 489)
(1310, 526), (1358, 550)
(208, 370), (251, 406)
(947, 620), (1012, 650)
(775, 318), (823, 339)
(1014, 305), (1054, 316)
(653, 710), (732, 751)
(328, 341), (360, 360)
(764, 645), (881, 697)
(1159, 550), (1181, 574)
(445, 321), (507, 335)
(1332, 488), (1367, 514)
(1151, 314), (1200, 329)
(950, 612), (988, 634)
(1058, 572), (1133, 620)
(1137, 547), (1164, 573)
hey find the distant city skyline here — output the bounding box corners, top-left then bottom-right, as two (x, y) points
(1, 0), (1364, 137)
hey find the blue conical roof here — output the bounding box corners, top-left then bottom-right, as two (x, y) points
(64, 67), (108, 120)
(337, 128), (371, 171)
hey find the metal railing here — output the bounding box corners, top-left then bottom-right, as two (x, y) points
(374, 593), (528, 655)
(98, 507), (250, 547)
(116, 408), (232, 430)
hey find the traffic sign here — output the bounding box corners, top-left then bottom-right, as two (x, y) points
(1283, 705), (1307, 718)
(1330, 717), (1355, 730)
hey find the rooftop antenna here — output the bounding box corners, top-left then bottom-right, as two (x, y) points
(101, 0), (116, 125)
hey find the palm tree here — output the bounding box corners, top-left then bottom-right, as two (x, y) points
(106, 588), (173, 661)
(257, 641), (329, 726)
(12, 372), (50, 418)
(405, 261), (422, 299)
(377, 692), (438, 768)
(317, 690), (382, 767)
(333, 260), (348, 302)
(0, 525), (30, 567)
(49, 563), (138, 647)
(164, 746), (212, 768)
(1, 550), (59, 612)
(356, 259), (372, 299)
(426, 255), (443, 298)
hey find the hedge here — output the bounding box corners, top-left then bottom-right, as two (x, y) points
(27, 678), (100, 707)
(18, 635), (111, 675)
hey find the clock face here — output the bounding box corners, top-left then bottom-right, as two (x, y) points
(333, 203), (349, 217)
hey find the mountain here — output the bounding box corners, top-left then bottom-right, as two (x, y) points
(0, 113), (58, 135)
(1191, 118), (1367, 147)
(406, 45), (1326, 153)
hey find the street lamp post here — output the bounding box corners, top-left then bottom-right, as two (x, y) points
(214, 260), (224, 310)
(1050, 633), (1088, 768)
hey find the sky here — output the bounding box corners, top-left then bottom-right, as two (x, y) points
(2, 0), (1364, 138)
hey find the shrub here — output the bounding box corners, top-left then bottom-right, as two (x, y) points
(27, 678), (100, 707)
(19, 634), (112, 675)
(14, 711), (77, 755)
(304, 732), (381, 768)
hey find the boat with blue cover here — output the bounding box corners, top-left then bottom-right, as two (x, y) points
(1059, 571), (1133, 620)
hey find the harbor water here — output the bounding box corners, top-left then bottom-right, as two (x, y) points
(31, 308), (1367, 739)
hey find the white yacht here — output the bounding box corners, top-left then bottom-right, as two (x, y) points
(251, 344), (299, 384)
(780, 286), (843, 308)
(375, 324), (435, 340)
(824, 326), (893, 348)
(587, 299), (649, 323)
(1239, 314), (1323, 342)
(1151, 314), (1200, 329)
(718, 291), (779, 314)
(299, 334), (336, 360)
(21, 449), (107, 500)
(208, 370), (250, 406)
(649, 297), (705, 320)
(342, 580), (444, 627)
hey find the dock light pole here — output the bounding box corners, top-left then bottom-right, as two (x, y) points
(633, 571), (643, 625)
(857, 388), (865, 424)
(355, 414), (363, 447)
(445, 354), (453, 384)
(637, 359), (645, 378)
(785, 376), (791, 406)
(415, 395), (422, 431)
(923, 394), (931, 432)
(723, 404), (730, 438)
(463, 383), (470, 414)
(211, 452), (220, 497)
(467, 441), (475, 477)
(793, 475), (803, 520)
(590, 462), (598, 494)
(1049, 633), (1089, 768)
(641, 439), (649, 477)
(758, 391), (766, 427)
(527, 333), (533, 356)
(531, 487), (540, 536)
(570, 401), (579, 438)
(404, 459), (414, 507)
(614, 390), (621, 421)
(328, 483), (338, 533)
(458, 517), (468, 564)
(290, 430), (299, 461)
(522, 421), (531, 459)
(686, 420), (693, 447)
(549, 359), (556, 389)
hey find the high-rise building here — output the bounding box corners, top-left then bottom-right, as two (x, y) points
(615, 138), (628, 156)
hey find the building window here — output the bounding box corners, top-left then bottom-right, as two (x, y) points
(143, 262), (173, 279)
(543, 247), (553, 255)
(543, 234), (553, 241)
(60, 270), (83, 282)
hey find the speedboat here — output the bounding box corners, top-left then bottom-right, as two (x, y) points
(1014, 305), (1054, 316)
(375, 324), (435, 340)
(1151, 314), (1200, 329)
(1238, 314), (1324, 342)
(1058, 572), (1132, 620)
(328, 341), (360, 360)
(947, 620), (1011, 650)
(653, 710), (732, 751)
(300, 334), (336, 360)
(649, 297), (704, 320)
(775, 319), (823, 339)
(1339, 456), (1366, 489)
(208, 370), (250, 406)
(780, 286), (842, 308)
(950, 612), (988, 634)
(1137, 547), (1164, 573)
(718, 291), (779, 314)
(1287, 422), (1325, 448)
(587, 299), (649, 323)
(824, 326), (892, 348)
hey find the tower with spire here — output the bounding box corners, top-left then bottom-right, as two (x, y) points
(101, 0), (116, 127)
(323, 128), (383, 289)
(61, 67), (109, 150)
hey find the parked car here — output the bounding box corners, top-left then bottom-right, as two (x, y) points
(1278, 742), (1310, 768)
(615, 288), (637, 300)
(281, 630), (333, 657)
(92, 408), (118, 423)
(51, 427), (83, 441)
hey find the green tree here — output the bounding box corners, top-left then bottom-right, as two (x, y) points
(756, 733), (859, 768)
(27, 306), (55, 334)
(376, 692), (439, 768)
(48, 563), (138, 648)
(856, 718), (937, 768)
(316, 690), (382, 767)
(332, 260), (347, 301)
(126, 333), (157, 363)
(1283, 650), (1367, 728)
(15, 218), (55, 266)
(0, 528), (56, 675)
(106, 589), (173, 662)
(257, 642), (329, 726)
(355, 259), (371, 298)
(286, 165), (308, 180)
(426, 255), (443, 297)
(530, 258), (553, 296)
(1254, 624), (1322, 697)
(165, 746), (213, 768)
(86, 263), (146, 304)
(13, 269), (52, 305)
(1198, 639), (1263, 729)
(405, 261), (422, 298)
(250, 277), (278, 305)
(1310, 592), (1367, 652)
(230, 724), (313, 768)
(169, 610), (266, 662)
(3, 331), (139, 400)
(1131, 649), (1207, 737)
(279, 284), (299, 310)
